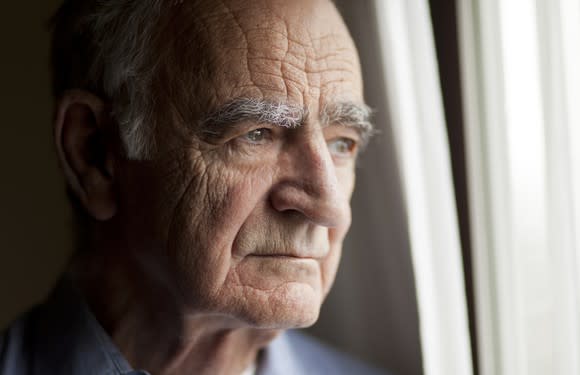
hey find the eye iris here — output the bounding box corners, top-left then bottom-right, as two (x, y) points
(331, 139), (354, 155)
(247, 129), (265, 142)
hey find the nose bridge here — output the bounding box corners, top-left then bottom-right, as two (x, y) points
(300, 132), (338, 200)
(271, 130), (349, 228)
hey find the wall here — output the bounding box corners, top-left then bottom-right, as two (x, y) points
(0, 1), (71, 328)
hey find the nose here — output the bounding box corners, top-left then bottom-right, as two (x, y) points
(269, 132), (351, 228)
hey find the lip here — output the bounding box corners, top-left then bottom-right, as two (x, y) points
(250, 254), (318, 260)
(248, 249), (328, 260)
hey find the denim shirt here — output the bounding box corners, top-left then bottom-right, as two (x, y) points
(0, 280), (387, 375)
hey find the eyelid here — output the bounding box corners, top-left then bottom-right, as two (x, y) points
(241, 127), (273, 144)
(215, 122), (272, 142)
(202, 120), (275, 142)
(325, 125), (361, 146)
(325, 123), (362, 138)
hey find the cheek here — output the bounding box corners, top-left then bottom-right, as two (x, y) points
(166, 159), (276, 305)
(321, 227), (347, 296)
(319, 186), (352, 296)
(336, 164), (356, 199)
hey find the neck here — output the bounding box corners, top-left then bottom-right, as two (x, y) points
(68, 248), (280, 375)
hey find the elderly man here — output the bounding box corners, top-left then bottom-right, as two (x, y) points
(1, 0), (384, 374)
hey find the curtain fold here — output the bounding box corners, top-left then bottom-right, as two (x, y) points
(372, 1), (474, 374)
(458, 0), (580, 373)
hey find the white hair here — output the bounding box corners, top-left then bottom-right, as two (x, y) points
(52, 0), (174, 159)
(200, 98), (309, 130)
(200, 98), (375, 147)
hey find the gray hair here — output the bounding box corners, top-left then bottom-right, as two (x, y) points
(51, 0), (172, 159)
(200, 98), (309, 131)
(199, 97), (375, 146)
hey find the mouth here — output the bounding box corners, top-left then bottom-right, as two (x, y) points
(250, 254), (316, 260)
(248, 250), (327, 260)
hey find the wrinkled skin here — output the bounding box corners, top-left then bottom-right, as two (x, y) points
(61, 0), (365, 373)
(118, 0), (363, 328)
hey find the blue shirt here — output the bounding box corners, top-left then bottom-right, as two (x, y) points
(0, 280), (387, 375)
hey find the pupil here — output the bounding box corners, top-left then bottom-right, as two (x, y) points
(250, 129), (262, 141)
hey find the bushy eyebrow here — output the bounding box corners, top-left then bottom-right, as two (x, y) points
(320, 101), (375, 146)
(199, 98), (307, 138)
(199, 97), (375, 144)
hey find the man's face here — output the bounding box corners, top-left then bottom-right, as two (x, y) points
(118, 0), (367, 328)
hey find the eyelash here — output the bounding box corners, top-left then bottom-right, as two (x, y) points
(240, 128), (273, 144)
(226, 127), (277, 157)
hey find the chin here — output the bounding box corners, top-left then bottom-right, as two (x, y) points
(215, 255), (327, 328)
(247, 281), (324, 329)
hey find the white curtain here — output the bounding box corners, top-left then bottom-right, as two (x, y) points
(458, 0), (580, 374)
(372, 1), (474, 375)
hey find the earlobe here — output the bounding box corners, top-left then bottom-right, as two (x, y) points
(54, 90), (117, 221)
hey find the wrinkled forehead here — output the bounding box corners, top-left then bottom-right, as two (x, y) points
(172, 0), (363, 114)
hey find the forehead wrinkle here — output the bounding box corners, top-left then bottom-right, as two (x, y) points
(320, 102), (376, 145)
(199, 98), (308, 135)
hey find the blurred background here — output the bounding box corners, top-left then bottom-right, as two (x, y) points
(0, 1), (72, 329)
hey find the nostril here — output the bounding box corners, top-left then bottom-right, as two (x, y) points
(269, 182), (348, 228)
(276, 208), (304, 221)
(269, 185), (301, 213)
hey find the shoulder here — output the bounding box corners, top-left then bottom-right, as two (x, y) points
(0, 310), (37, 375)
(0, 280), (132, 375)
(262, 330), (390, 375)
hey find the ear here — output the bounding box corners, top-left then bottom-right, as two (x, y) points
(54, 90), (117, 221)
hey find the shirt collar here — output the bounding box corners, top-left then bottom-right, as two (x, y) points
(37, 278), (303, 375)
(257, 332), (303, 375)
(33, 278), (147, 375)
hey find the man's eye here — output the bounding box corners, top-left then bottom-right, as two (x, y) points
(241, 128), (272, 144)
(328, 138), (358, 158)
